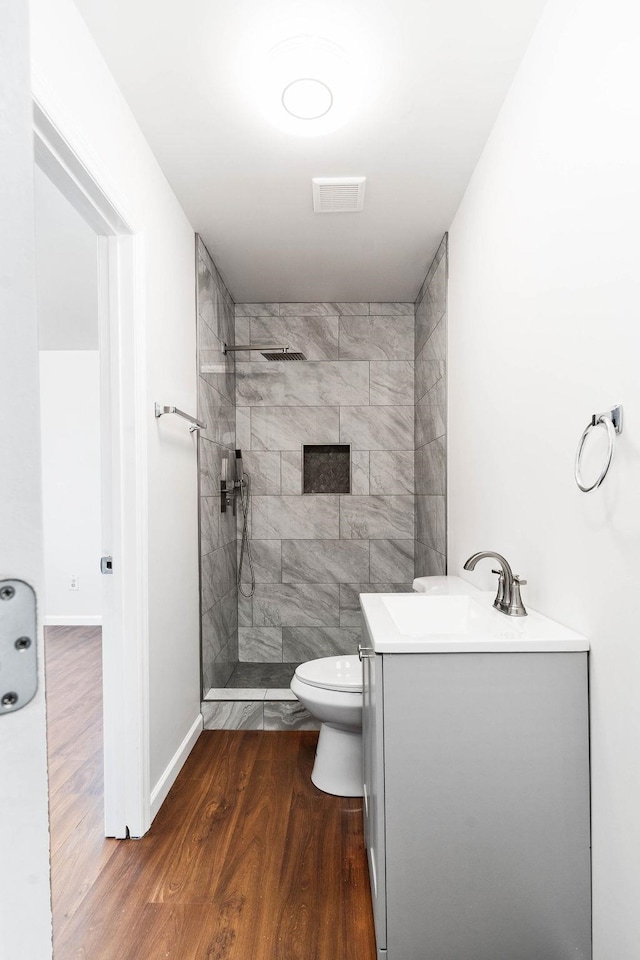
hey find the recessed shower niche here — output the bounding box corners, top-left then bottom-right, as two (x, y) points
(302, 443), (351, 494)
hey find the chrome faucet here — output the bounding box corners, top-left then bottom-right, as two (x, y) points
(463, 551), (528, 617)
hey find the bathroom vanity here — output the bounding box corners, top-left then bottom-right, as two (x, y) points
(359, 577), (591, 960)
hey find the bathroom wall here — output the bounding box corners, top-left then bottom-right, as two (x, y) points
(414, 236), (447, 576)
(234, 302), (415, 663)
(197, 237), (238, 691)
(446, 0), (640, 956)
(31, 0), (201, 809)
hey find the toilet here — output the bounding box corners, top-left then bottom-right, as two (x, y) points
(290, 654), (363, 797)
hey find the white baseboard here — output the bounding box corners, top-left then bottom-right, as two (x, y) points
(149, 714), (203, 823)
(43, 615), (103, 626)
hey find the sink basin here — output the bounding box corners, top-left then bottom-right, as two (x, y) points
(382, 594), (475, 636)
(359, 576), (588, 653)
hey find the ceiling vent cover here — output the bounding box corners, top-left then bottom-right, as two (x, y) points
(312, 177), (366, 213)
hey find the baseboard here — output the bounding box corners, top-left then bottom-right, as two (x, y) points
(149, 714), (203, 822)
(43, 615), (103, 626)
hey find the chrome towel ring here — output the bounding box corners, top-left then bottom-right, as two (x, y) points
(574, 404), (623, 492)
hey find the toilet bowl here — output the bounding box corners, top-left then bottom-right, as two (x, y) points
(290, 654), (363, 797)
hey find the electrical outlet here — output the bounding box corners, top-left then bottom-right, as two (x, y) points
(69, 575), (79, 591)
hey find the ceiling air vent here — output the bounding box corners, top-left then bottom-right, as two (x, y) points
(312, 177), (366, 213)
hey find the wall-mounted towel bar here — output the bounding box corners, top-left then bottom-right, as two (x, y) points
(154, 403), (206, 433)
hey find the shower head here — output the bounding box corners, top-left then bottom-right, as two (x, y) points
(261, 351), (307, 361)
(223, 342), (306, 360)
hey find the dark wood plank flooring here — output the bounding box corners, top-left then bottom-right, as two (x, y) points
(45, 627), (376, 960)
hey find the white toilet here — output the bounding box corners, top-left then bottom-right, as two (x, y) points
(290, 654), (363, 797)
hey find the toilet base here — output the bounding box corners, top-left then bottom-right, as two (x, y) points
(311, 722), (363, 797)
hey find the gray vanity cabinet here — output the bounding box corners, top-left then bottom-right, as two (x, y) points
(362, 648), (591, 960)
(362, 648), (386, 949)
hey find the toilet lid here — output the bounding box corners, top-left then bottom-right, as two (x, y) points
(294, 655), (362, 692)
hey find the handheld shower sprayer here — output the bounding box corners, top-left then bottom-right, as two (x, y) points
(235, 449), (255, 598)
(219, 449), (255, 596)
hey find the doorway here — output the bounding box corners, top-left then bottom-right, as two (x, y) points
(34, 161), (112, 949)
(33, 100), (151, 848)
(36, 162), (103, 634)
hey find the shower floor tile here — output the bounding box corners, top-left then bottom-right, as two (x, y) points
(226, 662), (299, 688)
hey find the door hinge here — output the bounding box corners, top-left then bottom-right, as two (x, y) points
(0, 580), (37, 715)
(100, 556), (113, 574)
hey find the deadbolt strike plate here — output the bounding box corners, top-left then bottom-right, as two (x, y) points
(0, 580), (37, 714)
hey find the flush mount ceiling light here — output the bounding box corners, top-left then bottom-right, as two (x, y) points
(237, 9), (390, 137)
(247, 34), (363, 137)
(282, 78), (333, 120)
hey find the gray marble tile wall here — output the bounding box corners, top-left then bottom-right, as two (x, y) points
(235, 302), (416, 664)
(197, 236), (238, 692)
(414, 234), (448, 576)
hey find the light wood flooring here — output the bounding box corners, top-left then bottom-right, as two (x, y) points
(45, 626), (376, 959)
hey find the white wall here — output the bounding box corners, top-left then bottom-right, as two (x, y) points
(34, 163), (98, 351)
(447, 0), (640, 956)
(39, 351), (102, 621)
(30, 0), (201, 800)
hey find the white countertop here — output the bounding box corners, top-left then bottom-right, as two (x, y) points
(359, 576), (589, 653)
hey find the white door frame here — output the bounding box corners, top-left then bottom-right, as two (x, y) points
(33, 99), (151, 838)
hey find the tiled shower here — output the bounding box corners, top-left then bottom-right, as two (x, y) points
(197, 235), (447, 729)
(415, 234), (448, 577)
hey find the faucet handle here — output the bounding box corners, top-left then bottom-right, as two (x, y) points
(508, 575), (528, 617)
(491, 569), (506, 608)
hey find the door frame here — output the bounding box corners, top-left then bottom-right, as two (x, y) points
(33, 98), (151, 838)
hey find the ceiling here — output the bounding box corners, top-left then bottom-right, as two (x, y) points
(73, 0), (548, 302)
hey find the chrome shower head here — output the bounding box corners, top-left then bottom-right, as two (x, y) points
(261, 351), (307, 361)
(223, 342), (306, 360)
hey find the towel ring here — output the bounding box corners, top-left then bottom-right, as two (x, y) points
(574, 404), (623, 493)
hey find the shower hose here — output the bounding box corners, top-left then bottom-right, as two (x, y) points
(237, 472), (255, 598)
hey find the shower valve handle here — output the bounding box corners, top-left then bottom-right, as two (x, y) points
(220, 479), (234, 514)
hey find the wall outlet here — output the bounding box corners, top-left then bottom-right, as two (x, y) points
(69, 574), (79, 591)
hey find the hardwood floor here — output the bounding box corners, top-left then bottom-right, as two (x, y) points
(45, 628), (376, 960)
(45, 624), (116, 949)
